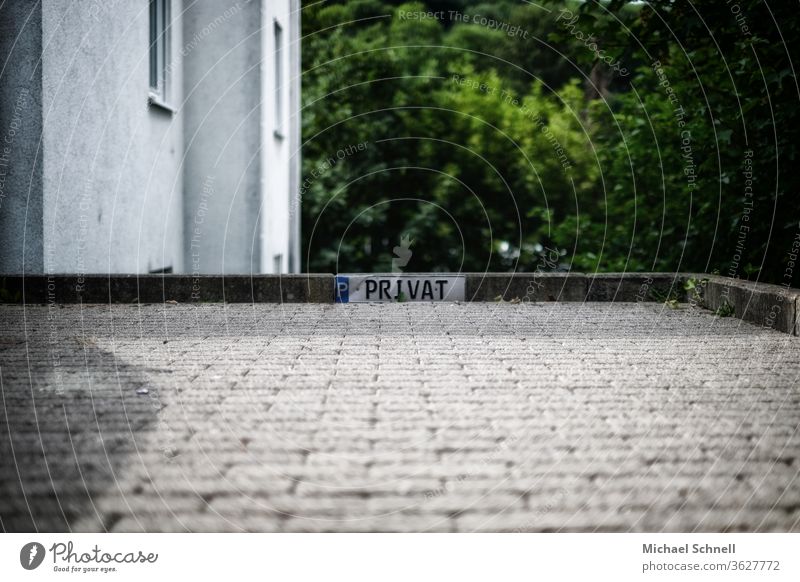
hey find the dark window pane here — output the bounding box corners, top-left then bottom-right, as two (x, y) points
(149, 0), (158, 89)
(274, 21), (283, 132)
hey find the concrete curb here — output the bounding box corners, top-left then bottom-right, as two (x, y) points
(0, 275), (334, 304)
(699, 275), (799, 335)
(1, 273), (797, 335)
(466, 272), (694, 303)
(587, 272), (689, 302)
(465, 272), (587, 301)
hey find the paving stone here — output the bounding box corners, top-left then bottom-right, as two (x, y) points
(1, 302), (799, 532)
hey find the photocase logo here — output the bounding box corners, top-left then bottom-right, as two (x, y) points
(20, 542), (46, 570)
(391, 233), (414, 273)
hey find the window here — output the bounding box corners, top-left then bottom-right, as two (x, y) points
(273, 254), (283, 273)
(273, 20), (284, 137)
(149, 0), (171, 107)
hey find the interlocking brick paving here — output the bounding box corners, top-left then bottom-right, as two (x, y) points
(1, 302), (799, 532)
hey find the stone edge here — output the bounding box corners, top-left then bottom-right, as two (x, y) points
(1, 273), (797, 335)
(0, 275), (335, 304)
(698, 274), (799, 336)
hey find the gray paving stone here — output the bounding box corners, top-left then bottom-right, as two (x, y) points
(1, 302), (799, 532)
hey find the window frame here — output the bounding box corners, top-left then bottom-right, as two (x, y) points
(149, 0), (174, 112)
(273, 19), (284, 138)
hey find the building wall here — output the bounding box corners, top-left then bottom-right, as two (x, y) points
(40, 0), (184, 274)
(0, 2), (44, 274)
(182, 0), (263, 275)
(260, 0), (299, 274)
(288, 0), (302, 273)
(0, 0), (300, 275)
(183, 0), (300, 275)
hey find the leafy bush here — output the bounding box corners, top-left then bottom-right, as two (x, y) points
(301, 0), (799, 286)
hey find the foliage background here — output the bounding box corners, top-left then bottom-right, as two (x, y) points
(300, 0), (799, 284)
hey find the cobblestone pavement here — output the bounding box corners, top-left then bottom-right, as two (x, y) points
(1, 302), (799, 532)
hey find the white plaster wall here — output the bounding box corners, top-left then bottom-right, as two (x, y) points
(0, 0), (300, 275)
(40, 0), (185, 274)
(183, 0), (300, 275)
(182, 0), (263, 274)
(260, 0), (293, 274)
(288, 0), (302, 273)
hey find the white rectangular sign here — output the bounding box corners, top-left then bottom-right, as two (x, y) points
(336, 274), (465, 303)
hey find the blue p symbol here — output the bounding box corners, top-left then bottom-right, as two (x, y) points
(335, 276), (349, 303)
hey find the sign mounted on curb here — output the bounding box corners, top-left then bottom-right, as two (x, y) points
(335, 274), (465, 303)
